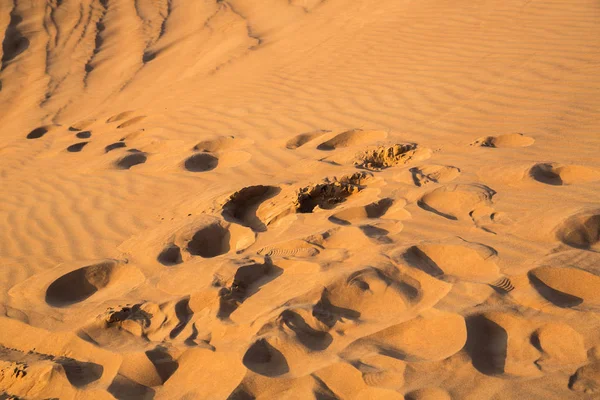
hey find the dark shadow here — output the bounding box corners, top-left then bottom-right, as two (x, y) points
(145, 346), (178, 384)
(218, 261), (283, 319)
(2, 13), (30, 69)
(402, 246), (444, 278)
(528, 273), (583, 308)
(417, 200), (458, 220)
(222, 185), (281, 232)
(280, 310), (332, 351)
(116, 153), (147, 169)
(26, 127), (48, 139)
(312, 290), (361, 329)
(184, 153), (218, 172)
(105, 142), (127, 152)
(76, 131), (92, 139)
(45, 262), (117, 307)
(67, 142), (89, 152)
(464, 315), (507, 375)
(108, 374), (155, 399)
(56, 357), (104, 387)
(243, 339), (289, 377)
(170, 298), (192, 339)
(157, 244), (182, 266)
(187, 224), (230, 258)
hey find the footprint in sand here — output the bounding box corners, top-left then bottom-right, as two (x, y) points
(66, 142), (89, 152)
(26, 126), (50, 139)
(222, 185), (281, 232)
(317, 129), (387, 151)
(354, 144), (431, 171)
(529, 163), (600, 186)
(184, 153), (218, 172)
(115, 150), (147, 169)
(45, 260), (141, 307)
(286, 130), (330, 150)
(117, 116), (146, 129)
(399, 241), (500, 284)
(471, 133), (535, 148)
(75, 131), (92, 139)
(329, 198), (394, 225)
(528, 265), (600, 310)
(409, 165), (461, 187)
(106, 111), (136, 123)
(418, 183), (496, 221)
(105, 142), (127, 152)
(556, 211), (600, 251)
(217, 260), (283, 320)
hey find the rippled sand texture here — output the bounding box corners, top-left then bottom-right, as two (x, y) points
(1, 0), (600, 399)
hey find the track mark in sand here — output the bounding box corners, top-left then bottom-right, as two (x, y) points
(354, 144), (431, 170)
(530, 163), (600, 186)
(556, 212), (600, 251)
(329, 198), (394, 225)
(106, 111), (135, 123)
(1, 9), (30, 69)
(218, 260), (283, 319)
(0, 345), (104, 388)
(105, 142), (127, 152)
(295, 172), (370, 213)
(317, 129), (387, 151)
(410, 165), (461, 187)
(187, 223), (230, 258)
(158, 244), (182, 266)
(258, 246), (320, 258)
(528, 266), (600, 309)
(184, 153), (218, 172)
(115, 151), (147, 169)
(75, 131), (92, 139)
(570, 362), (600, 394)
(117, 116), (146, 129)
(222, 185), (281, 232)
(489, 277), (515, 294)
(194, 136), (244, 153)
(401, 242), (499, 283)
(45, 260), (136, 307)
(418, 184), (495, 220)
(66, 142), (89, 152)
(286, 130), (330, 149)
(26, 127), (49, 139)
(471, 133), (535, 148)
(69, 119), (95, 132)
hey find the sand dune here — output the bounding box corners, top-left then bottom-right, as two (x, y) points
(1, 0), (600, 398)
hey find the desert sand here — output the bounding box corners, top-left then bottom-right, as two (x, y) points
(0, 0), (599, 399)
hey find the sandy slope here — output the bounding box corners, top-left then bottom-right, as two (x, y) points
(1, 0), (600, 399)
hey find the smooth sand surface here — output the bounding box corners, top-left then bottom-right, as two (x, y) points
(1, 0), (600, 399)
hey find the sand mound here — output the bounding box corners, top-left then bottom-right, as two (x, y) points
(409, 164), (461, 187)
(317, 129), (387, 150)
(222, 185), (281, 231)
(472, 133), (535, 148)
(418, 184), (496, 220)
(406, 388), (452, 400)
(294, 172), (369, 213)
(569, 362), (600, 394)
(329, 198), (394, 225)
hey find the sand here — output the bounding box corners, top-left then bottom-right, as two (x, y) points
(0, 0), (600, 399)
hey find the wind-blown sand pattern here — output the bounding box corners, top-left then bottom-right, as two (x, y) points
(1, 0), (600, 399)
